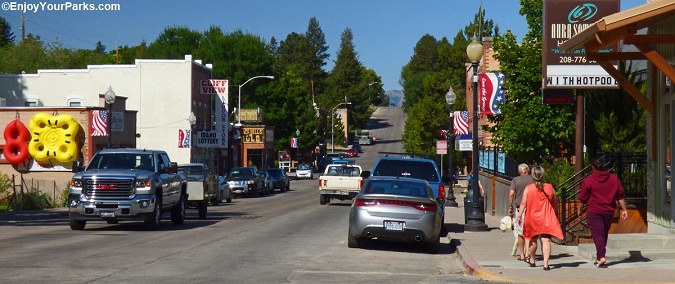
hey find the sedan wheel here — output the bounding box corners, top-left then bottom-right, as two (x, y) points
(347, 227), (361, 248)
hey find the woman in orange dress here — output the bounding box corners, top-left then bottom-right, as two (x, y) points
(517, 165), (563, 271)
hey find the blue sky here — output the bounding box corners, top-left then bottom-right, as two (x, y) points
(0, 0), (647, 91)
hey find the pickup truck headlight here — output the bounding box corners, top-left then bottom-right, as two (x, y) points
(135, 179), (151, 188)
(70, 179), (82, 188)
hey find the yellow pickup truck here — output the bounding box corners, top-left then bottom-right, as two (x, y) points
(318, 164), (365, 205)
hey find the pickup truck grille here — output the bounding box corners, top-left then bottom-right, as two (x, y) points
(84, 178), (134, 199)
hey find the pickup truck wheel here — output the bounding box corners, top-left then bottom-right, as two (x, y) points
(211, 191), (221, 205)
(198, 200), (207, 219)
(226, 196), (232, 203)
(171, 194), (186, 225)
(69, 219), (86, 230)
(347, 227), (360, 248)
(319, 195), (327, 205)
(144, 197), (161, 231)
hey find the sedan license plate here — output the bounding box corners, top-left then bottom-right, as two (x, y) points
(339, 190), (348, 195)
(384, 221), (405, 231)
(101, 211), (115, 218)
(234, 190), (242, 194)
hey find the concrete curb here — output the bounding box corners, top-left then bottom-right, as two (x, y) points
(448, 235), (515, 283)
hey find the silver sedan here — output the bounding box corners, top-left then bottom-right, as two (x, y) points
(348, 176), (442, 253)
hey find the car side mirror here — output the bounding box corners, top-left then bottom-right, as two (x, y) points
(72, 161), (84, 172)
(167, 162), (178, 173)
(360, 171), (371, 179)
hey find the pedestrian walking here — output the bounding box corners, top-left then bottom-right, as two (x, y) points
(466, 169), (485, 197)
(509, 163), (534, 262)
(578, 158), (628, 268)
(517, 165), (563, 271)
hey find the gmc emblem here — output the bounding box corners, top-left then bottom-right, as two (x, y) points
(98, 184), (118, 190)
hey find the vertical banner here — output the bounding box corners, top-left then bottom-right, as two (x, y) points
(290, 138), (298, 149)
(91, 110), (108, 137)
(200, 79), (229, 148)
(178, 129), (191, 148)
(478, 72), (505, 115)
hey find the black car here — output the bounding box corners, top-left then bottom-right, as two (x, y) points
(265, 168), (290, 192)
(351, 144), (362, 153)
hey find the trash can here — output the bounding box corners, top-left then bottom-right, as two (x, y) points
(464, 185), (485, 224)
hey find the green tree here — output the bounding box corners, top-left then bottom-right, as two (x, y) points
(487, 0), (575, 163)
(323, 28), (370, 133)
(0, 17), (14, 47)
(146, 25), (201, 59)
(94, 41), (105, 54)
(402, 94), (448, 155)
(0, 35), (47, 73)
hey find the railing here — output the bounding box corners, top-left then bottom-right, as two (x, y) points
(556, 153), (647, 243)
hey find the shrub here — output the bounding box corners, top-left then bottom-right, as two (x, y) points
(541, 158), (575, 196)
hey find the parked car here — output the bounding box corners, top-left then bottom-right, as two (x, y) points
(346, 148), (359, 157)
(348, 176), (442, 253)
(261, 171), (274, 195)
(227, 166), (266, 197)
(350, 143), (363, 153)
(265, 168), (290, 192)
(218, 176), (233, 203)
(326, 153), (348, 159)
(332, 159), (355, 165)
(296, 163), (314, 179)
(369, 156), (445, 220)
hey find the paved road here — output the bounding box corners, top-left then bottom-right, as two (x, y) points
(0, 107), (496, 283)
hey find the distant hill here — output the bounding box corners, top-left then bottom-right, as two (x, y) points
(386, 90), (404, 107)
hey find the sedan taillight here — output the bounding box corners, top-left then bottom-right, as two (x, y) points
(354, 198), (437, 211)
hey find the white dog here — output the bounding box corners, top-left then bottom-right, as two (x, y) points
(499, 215), (519, 256)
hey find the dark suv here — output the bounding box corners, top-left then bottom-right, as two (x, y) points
(265, 168), (290, 192)
(227, 166), (265, 197)
(369, 156), (445, 214)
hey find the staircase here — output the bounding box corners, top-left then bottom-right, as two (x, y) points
(578, 234), (675, 262)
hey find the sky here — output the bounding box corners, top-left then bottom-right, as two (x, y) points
(0, 0), (648, 91)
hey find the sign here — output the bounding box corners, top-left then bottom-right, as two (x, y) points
(242, 127), (264, 143)
(436, 140), (447, 155)
(279, 151), (290, 162)
(199, 80), (228, 95)
(290, 138), (298, 149)
(178, 129), (191, 148)
(240, 109), (263, 122)
(542, 89), (574, 105)
(201, 79), (229, 148)
(194, 130), (221, 148)
(458, 140), (473, 151)
(542, 0), (619, 89)
(479, 72), (505, 115)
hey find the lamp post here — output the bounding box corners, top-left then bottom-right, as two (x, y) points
(295, 129), (300, 162)
(465, 35), (488, 231)
(331, 102), (351, 153)
(188, 112), (196, 162)
(237, 75), (274, 127)
(445, 87), (458, 207)
(104, 86), (116, 149)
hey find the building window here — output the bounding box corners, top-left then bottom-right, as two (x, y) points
(67, 97), (82, 107)
(25, 100), (37, 107)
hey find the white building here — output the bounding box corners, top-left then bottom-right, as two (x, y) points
(0, 55), (223, 170)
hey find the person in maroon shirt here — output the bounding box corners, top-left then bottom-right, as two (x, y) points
(578, 158), (628, 268)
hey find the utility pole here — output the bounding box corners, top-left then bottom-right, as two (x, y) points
(20, 13), (25, 41)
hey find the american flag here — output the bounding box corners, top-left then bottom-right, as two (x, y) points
(91, 110), (108, 137)
(453, 111), (469, 135)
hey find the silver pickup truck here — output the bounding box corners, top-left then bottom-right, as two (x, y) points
(67, 148), (186, 230)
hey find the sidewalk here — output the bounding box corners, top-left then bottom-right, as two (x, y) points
(445, 181), (675, 283)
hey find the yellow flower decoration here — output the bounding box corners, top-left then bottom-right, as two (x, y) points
(28, 113), (80, 164)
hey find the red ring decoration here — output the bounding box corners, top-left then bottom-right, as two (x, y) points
(3, 120), (30, 164)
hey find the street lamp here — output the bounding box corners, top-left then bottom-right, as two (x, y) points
(104, 86), (116, 149)
(466, 35), (488, 231)
(296, 129), (300, 162)
(445, 87), (458, 207)
(237, 75), (274, 127)
(331, 102), (351, 153)
(188, 112), (196, 162)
